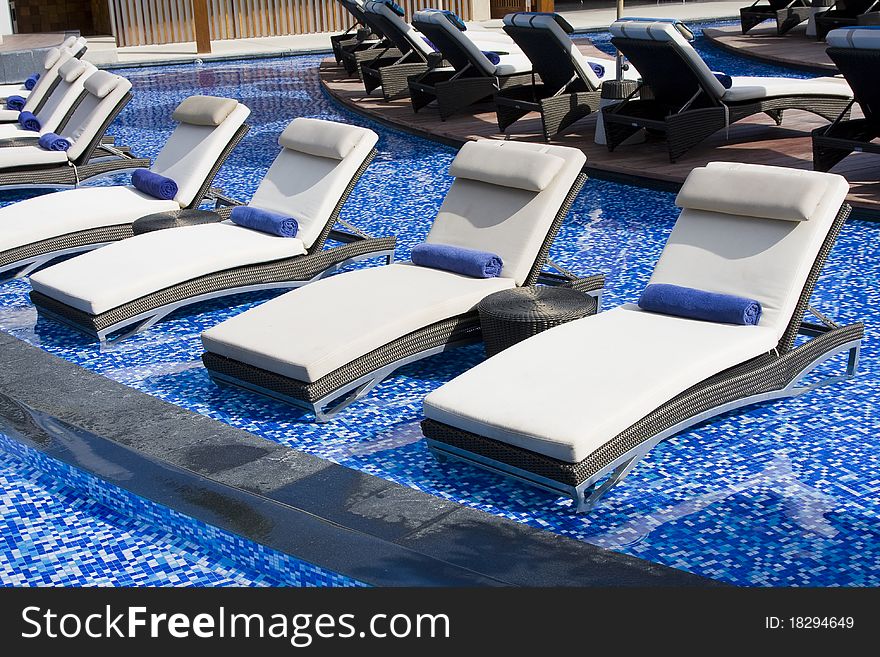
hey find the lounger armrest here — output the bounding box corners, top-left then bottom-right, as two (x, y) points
(560, 273), (606, 296)
(207, 188), (244, 211)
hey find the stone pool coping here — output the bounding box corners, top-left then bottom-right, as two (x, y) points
(0, 331), (717, 587)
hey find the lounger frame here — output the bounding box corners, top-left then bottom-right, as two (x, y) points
(202, 173), (606, 421)
(603, 39), (852, 162)
(740, 0), (816, 35)
(0, 92), (150, 191)
(30, 150), (396, 344)
(812, 46), (880, 171)
(0, 123), (250, 280)
(421, 204), (863, 512)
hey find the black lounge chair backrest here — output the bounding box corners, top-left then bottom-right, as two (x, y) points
(825, 28), (880, 122)
(501, 12), (596, 93)
(339, 0), (384, 36)
(826, 0), (877, 15)
(411, 10), (488, 74)
(363, 0), (425, 59)
(610, 21), (721, 109)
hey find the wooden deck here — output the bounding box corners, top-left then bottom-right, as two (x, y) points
(703, 24), (837, 73)
(320, 47), (880, 216)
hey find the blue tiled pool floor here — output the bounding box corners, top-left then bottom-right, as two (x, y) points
(0, 27), (878, 586)
(0, 434), (364, 587)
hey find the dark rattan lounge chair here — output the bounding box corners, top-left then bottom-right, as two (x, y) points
(407, 10), (533, 119)
(603, 19), (853, 162)
(0, 70), (146, 191)
(0, 96), (251, 280)
(813, 27), (880, 170)
(335, 0), (399, 76)
(28, 119), (395, 344)
(494, 12), (634, 141)
(357, 0), (439, 100)
(200, 140), (604, 421)
(740, 0), (817, 35)
(815, 0), (879, 39)
(422, 162), (862, 513)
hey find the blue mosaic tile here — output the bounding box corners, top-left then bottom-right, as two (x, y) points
(0, 24), (878, 587)
(0, 433), (366, 587)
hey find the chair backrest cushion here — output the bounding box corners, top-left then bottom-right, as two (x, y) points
(503, 12), (600, 90)
(413, 9), (496, 74)
(58, 71), (132, 161)
(249, 118), (379, 249)
(22, 48), (76, 113)
(426, 141), (586, 285)
(151, 98), (251, 207)
(365, 0), (430, 56)
(171, 95), (239, 126)
(34, 59), (94, 129)
(649, 162), (850, 340)
(610, 19), (725, 100)
(826, 26), (880, 48)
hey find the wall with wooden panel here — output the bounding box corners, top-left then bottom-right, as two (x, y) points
(109, 0), (475, 47)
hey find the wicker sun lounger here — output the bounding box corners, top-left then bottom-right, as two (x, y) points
(422, 162), (862, 513)
(0, 96), (251, 280)
(815, 0), (879, 39)
(493, 12), (635, 141)
(0, 70), (146, 192)
(739, 0), (818, 35)
(0, 37), (86, 117)
(813, 28), (880, 170)
(0, 59), (95, 147)
(28, 119), (395, 344)
(406, 10), (534, 120)
(200, 140), (604, 421)
(331, 0), (381, 65)
(603, 19), (853, 162)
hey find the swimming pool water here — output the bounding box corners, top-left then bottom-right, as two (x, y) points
(0, 432), (364, 586)
(0, 25), (878, 586)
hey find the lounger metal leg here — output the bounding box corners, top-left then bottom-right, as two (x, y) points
(576, 457), (641, 513)
(2, 243), (110, 280)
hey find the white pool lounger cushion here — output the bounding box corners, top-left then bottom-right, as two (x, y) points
(30, 223), (306, 314)
(28, 118), (378, 317)
(201, 139), (587, 384)
(202, 263), (514, 382)
(423, 162), (850, 463)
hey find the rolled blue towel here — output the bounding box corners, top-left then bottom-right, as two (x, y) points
(230, 205), (298, 238)
(18, 110), (40, 131)
(638, 283), (762, 326)
(38, 132), (70, 151)
(482, 51), (501, 65)
(411, 243), (503, 279)
(439, 10), (467, 31)
(590, 62), (605, 78)
(713, 72), (733, 89)
(131, 168), (178, 200)
(6, 95), (26, 111)
(24, 73), (40, 90)
(423, 37), (438, 51)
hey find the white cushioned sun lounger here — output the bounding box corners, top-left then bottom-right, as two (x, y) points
(422, 162), (863, 513)
(0, 59), (95, 145)
(603, 19), (854, 161)
(0, 37), (86, 114)
(28, 118), (395, 343)
(201, 139), (605, 421)
(0, 95), (251, 279)
(0, 70), (143, 191)
(495, 12), (639, 140)
(408, 10), (533, 119)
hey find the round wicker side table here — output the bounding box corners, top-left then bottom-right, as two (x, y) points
(132, 208), (221, 235)
(477, 286), (598, 357)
